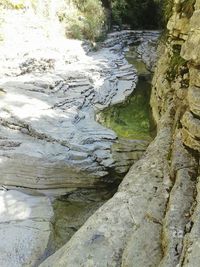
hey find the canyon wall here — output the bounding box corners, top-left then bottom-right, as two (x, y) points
(34, 0), (200, 266)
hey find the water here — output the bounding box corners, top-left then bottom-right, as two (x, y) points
(98, 46), (156, 141)
(49, 45), (155, 254)
(48, 189), (114, 254)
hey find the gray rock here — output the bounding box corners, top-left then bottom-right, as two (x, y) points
(0, 190), (53, 267)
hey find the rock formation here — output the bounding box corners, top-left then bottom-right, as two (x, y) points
(0, 9), (158, 191)
(0, 6), (159, 266)
(1, 0), (199, 266)
(40, 0), (200, 266)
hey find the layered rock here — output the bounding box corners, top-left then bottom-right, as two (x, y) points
(0, 8), (160, 266)
(150, 0), (200, 265)
(0, 190), (53, 267)
(40, 108), (173, 267)
(39, 0), (200, 266)
(0, 10), (159, 191)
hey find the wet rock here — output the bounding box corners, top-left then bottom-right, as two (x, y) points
(137, 38), (158, 72)
(39, 111), (172, 267)
(0, 11), (159, 190)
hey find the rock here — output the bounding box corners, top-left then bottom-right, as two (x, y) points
(158, 134), (197, 267)
(180, 177), (200, 267)
(137, 38), (158, 72)
(0, 9), (160, 191)
(182, 111), (200, 139)
(0, 190), (53, 267)
(39, 111), (172, 267)
(188, 86), (200, 117)
(112, 138), (149, 174)
(181, 10), (200, 64)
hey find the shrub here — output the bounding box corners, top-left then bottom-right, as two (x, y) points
(58, 0), (106, 41)
(0, 0), (36, 9)
(111, 0), (162, 29)
(162, 0), (174, 23)
(111, 0), (127, 26)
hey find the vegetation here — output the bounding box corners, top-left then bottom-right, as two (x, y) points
(99, 78), (153, 140)
(0, 0), (36, 9)
(163, 0), (174, 22)
(58, 0), (164, 40)
(111, 0), (163, 29)
(58, 0), (106, 41)
(0, 0), (165, 41)
(167, 45), (188, 82)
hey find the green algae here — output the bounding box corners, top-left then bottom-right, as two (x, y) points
(99, 46), (155, 141)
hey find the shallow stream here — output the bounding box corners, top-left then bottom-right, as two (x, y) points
(50, 44), (155, 254)
(99, 45), (156, 141)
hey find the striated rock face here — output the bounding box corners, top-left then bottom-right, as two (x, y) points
(150, 0), (200, 265)
(40, 0), (200, 266)
(40, 109), (173, 267)
(152, 0), (200, 154)
(0, 10), (159, 191)
(0, 8), (160, 266)
(0, 190), (53, 267)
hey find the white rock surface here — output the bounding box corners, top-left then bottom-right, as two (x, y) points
(0, 190), (53, 267)
(0, 10), (159, 190)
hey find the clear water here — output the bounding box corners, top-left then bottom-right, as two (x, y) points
(49, 45), (156, 254)
(99, 46), (155, 141)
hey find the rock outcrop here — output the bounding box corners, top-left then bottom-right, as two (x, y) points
(0, 10), (158, 191)
(40, 0), (200, 266)
(40, 109), (173, 267)
(0, 6), (160, 266)
(0, 190), (53, 267)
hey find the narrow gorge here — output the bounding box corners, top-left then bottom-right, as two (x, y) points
(0, 0), (199, 266)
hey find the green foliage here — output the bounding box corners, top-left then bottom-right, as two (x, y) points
(167, 46), (187, 81)
(58, 0), (106, 41)
(0, 0), (36, 9)
(111, 0), (162, 29)
(111, 0), (127, 26)
(162, 0), (174, 23)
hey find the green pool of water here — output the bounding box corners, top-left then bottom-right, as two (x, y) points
(98, 46), (155, 141)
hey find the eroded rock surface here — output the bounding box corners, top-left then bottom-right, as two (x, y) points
(39, 109), (173, 267)
(40, 0), (200, 266)
(0, 190), (53, 267)
(0, 10), (158, 191)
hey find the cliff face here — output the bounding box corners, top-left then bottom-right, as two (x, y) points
(151, 0), (200, 152)
(39, 1), (200, 266)
(151, 1), (200, 266)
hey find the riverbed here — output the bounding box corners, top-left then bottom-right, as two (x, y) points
(50, 43), (156, 254)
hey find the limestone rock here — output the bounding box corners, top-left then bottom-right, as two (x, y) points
(39, 112), (172, 267)
(0, 9), (161, 191)
(158, 134), (197, 267)
(0, 190), (53, 267)
(188, 86), (200, 117)
(180, 177), (200, 267)
(181, 10), (200, 64)
(112, 138), (149, 174)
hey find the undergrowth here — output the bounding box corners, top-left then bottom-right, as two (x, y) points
(0, 0), (36, 9)
(167, 45), (188, 82)
(58, 0), (106, 41)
